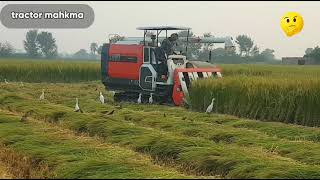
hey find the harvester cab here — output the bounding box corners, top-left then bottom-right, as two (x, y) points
(101, 26), (235, 106)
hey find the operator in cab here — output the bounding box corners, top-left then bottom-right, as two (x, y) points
(155, 33), (179, 63)
(161, 33), (179, 57)
(154, 33), (179, 82)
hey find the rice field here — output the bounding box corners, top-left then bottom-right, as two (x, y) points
(190, 64), (320, 127)
(1, 59), (319, 127)
(0, 59), (100, 83)
(1, 82), (320, 179)
(190, 76), (320, 127)
(0, 59), (320, 178)
(220, 64), (320, 78)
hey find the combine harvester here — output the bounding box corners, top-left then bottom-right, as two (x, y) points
(101, 26), (235, 105)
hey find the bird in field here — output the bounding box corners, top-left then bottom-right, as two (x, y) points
(20, 113), (28, 122)
(206, 98), (215, 113)
(4, 79), (9, 84)
(149, 93), (153, 104)
(20, 110), (33, 123)
(137, 93), (142, 104)
(215, 120), (222, 124)
(95, 87), (98, 91)
(110, 91), (116, 96)
(101, 110), (109, 114)
(163, 113), (166, 118)
(99, 92), (105, 104)
(74, 98), (83, 113)
(7, 106), (13, 112)
(106, 110), (115, 115)
(115, 104), (122, 109)
(20, 81), (24, 86)
(39, 89), (45, 100)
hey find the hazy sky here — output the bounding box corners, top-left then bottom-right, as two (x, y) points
(1, 1), (320, 59)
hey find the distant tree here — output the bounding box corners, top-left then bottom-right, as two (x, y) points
(304, 46), (320, 63)
(58, 52), (73, 59)
(305, 48), (313, 55)
(250, 45), (260, 57)
(202, 32), (213, 51)
(109, 35), (125, 43)
(197, 32), (214, 60)
(0, 42), (14, 57)
(203, 32), (212, 38)
(211, 47), (226, 57)
(209, 47), (226, 62)
(260, 48), (275, 60)
(36, 31), (58, 58)
(177, 30), (202, 59)
(97, 45), (103, 55)
(73, 49), (89, 59)
(225, 46), (237, 56)
(90, 42), (98, 54)
(236, 35), (254, 57)
(24, 30), (40, 58)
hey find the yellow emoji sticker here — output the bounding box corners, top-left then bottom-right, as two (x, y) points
(280, 12), (304, 37)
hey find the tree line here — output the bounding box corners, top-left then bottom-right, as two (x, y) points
(1, 30), (320, 64)
(0, 30), (101, 60)
(174, 31), (278, 64)
(23, 30), (58, 58)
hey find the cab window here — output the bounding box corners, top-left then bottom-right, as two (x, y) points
(144, 47), (150, 63)
(150, 48), (157, 64)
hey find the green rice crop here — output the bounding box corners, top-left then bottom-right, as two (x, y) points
(190, 76), (320, 127)
(0, 59), (100, 83)
(1, 59), (319, 127)
(220, 64), (320, 78)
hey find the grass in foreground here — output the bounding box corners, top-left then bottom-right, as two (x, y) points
(1, 82), (320, 178)
(0, 110), (191, 179)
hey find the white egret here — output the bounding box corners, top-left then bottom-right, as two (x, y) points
(39, 89), (45, 100)
(74, 98), (81, 112)
(111, 91), (116, 96)
(149, 93), (153, 104)
(137, 93), (142, 104)
(99, 92), (105, 104)
(206, 98), (215, 113)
